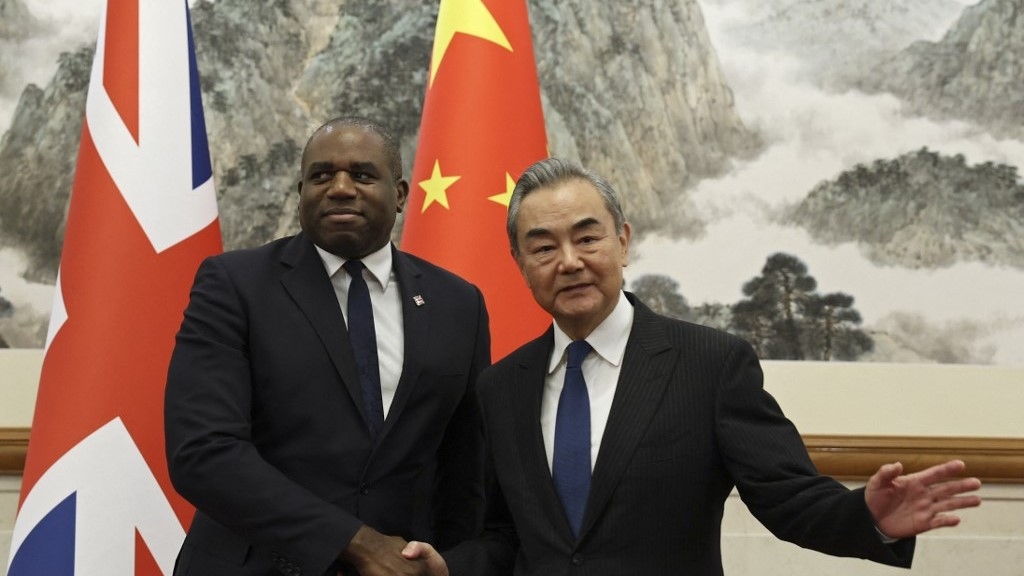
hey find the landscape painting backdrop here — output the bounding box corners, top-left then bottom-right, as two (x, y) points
(1, 0), (1021, 367)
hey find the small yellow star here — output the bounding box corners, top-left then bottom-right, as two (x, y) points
(488, 172), (516, 207)
(419, 160), (461, 212)
(430, 0), (512, 87)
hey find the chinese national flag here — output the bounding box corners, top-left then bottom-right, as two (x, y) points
(6, 1), (221, 575)
(401, 0), (550, 360)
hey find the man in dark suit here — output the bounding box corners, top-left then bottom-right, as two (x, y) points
(165, 117), (490, 576)
(404, 157), (982, 575)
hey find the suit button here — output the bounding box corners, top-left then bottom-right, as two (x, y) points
(360, 486), (369, 495)
(571, 553), (584, 566)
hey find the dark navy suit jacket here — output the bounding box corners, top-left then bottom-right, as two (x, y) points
(445, 293), (912, 575)
(166, 233), (489, 576)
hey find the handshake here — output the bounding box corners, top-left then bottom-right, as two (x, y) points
(339, 525), (448, 576)
(401, 541), (448, 576)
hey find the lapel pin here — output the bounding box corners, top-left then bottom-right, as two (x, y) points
(413, 295), (425, 306)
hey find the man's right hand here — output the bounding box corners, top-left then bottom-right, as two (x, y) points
(402, 541), (449, 576)
(340, 525), (431, 576)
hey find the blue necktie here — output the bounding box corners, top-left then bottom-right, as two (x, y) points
(552, 339), (592, 537)
(343, 260), (384, 437)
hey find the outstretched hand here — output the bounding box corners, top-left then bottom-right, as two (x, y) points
(403, 541), (449, 576)
(865, 459), (981, 540)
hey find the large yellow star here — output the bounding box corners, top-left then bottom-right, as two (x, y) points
(430, 0), (512, 87)
(488, 172), (516, 207)
(419, 160), (461, 212)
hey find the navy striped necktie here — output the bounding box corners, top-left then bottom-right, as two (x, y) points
(343, 260), (384, 437)
(552, 339), (592, 537)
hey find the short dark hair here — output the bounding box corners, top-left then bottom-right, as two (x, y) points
(507, 158), (627, 256)
(301, 116), (403, 180)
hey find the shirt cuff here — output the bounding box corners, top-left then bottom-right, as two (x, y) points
(875, 526), (900, 544)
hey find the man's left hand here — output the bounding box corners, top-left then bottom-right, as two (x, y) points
(866, 459), (982, 540)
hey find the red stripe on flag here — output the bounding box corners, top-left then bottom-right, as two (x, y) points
(103, 0), (140, 144)
(135, 529), (161, 575)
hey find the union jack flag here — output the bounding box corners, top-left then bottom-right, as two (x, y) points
(6, 1), (221, 574)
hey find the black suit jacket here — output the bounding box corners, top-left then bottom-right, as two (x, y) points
(445, 293), (912, 575)
(165, 234), (490, 576)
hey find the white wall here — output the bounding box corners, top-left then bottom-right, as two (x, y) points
(3, 476), (1022, 576)
(720, 483), (1024, 576)
(2, 349), (1022, 574)
(1, 476), (20, 576)
(0, 350), (43, 428)
(5, 350), (1024, 434)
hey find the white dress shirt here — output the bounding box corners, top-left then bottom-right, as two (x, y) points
(542, 291), (633, 472)
(315, 243), (404, 418)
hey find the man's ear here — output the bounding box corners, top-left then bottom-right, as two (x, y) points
(396, 179), (410, 213)
(620, 221), (632, 266)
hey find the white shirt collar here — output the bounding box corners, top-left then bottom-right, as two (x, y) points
(313, 242), (394, 290)
(548, 291), (633, 374)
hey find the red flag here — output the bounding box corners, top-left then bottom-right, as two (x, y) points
(7, 1), (221, 574)
(401, 0), (550, 360)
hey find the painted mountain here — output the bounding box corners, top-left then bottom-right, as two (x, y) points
(1, 0), (1021, 365)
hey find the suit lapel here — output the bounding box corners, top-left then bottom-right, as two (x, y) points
(377, 247), (427, 441)
(579, 300), (677, 539)
(277, 234), (365, 424)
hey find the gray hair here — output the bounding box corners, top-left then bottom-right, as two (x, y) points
(507, 158), (627, 256)
(301, 116), (404, 180)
